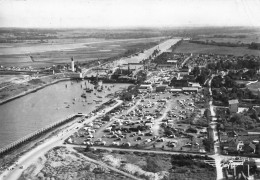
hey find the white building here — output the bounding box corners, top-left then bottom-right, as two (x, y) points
(138, 84), (153, 93)
(228, 99), (239, 113)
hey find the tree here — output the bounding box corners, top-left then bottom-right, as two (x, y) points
(102, 115), (110, 122)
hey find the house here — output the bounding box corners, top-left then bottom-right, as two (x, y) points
(124, 63), (144, 71)
(169, 88), (183, 93)
(222, 139), (244, 154)
(182, 87), (199, 93)
(169, 79), (189, 87)
(188, 82), (202, 89)
(155, 86), (167, 92)
(156, 64), (176, 70)
(229, 99), (239, 113)
(244, 142), (256, 154)
(138, 84), (153, 93)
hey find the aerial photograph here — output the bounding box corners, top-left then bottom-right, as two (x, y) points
(0, 0), (260, 179)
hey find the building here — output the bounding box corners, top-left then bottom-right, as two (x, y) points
(229, 99), (239, 113)
(124, 63), (144, 71)
(155, 86), (167, 92)
(70, 72), (83, 79)
(188, 82), (202, 89)
(138, 84), (153, 93)
(156, 64), (177, 70)
(169, 79), (189, 87)
(169, 88), (183, 93)
(182, 87), (198, 93)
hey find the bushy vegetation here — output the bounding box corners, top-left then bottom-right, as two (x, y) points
(144, 156), (165, 173)
(120, 85), (139, 101)
(167, 154), (216, 180)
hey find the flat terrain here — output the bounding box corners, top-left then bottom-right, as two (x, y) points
(197, 32), (260, 44)
(69, 90), (207, 153)
(0, 37), (164, 67)
(18, 147), (134, 180)
(174, 41), (260, 56)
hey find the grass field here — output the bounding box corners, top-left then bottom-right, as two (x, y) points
(198, 33), (260, 44)
(0, 37), (164, 67)
(174, 41), (260, 56)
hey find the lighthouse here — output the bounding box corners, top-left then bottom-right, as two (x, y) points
(71, 57), (75, 72)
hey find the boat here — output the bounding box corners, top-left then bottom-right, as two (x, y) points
(85, 88), (93, 93)
(66, 105), (70, 108)
(88, 102), (92, 104)
(97, 96), (102, 98)
(81, 93), (87, 98)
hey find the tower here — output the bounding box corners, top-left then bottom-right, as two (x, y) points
(71, 57), (75, 72)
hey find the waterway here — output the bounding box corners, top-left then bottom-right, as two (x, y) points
(0, 80), (130, 148)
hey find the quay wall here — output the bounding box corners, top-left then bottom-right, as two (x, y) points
(0, 114), (83, 156)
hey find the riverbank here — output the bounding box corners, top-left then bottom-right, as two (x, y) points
(0, 76), (71, 105)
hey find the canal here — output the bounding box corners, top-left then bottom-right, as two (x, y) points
(0, 80), (130, 148)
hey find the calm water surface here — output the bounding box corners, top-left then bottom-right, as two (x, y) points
(0, 81), (129, 148)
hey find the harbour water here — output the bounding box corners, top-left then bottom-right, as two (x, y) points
(0, 80), (130, 148)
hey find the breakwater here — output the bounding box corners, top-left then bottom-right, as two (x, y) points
(0, 114), (83, 156)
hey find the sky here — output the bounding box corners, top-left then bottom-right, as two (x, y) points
(0, 0), (260, 28)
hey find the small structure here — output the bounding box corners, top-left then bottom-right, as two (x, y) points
(229, 99), (239, 113)
(156, 64), (177, 70)
(169, 79), (189, 87)
(71, 57), (75, 72)
(138, 84), (153, 93)
(155, 86), (166, 92)
(169, 88), (183, 93)
(182, 87), (198, 93)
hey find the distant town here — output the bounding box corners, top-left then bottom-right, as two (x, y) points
(1, 35), (260, 180)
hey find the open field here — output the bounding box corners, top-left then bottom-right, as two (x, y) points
(18, 147), (134, 180)
(197, 32), (260, 44)
(174, 41), (260, 56)
(77, 148), (216, 180)
(0, 37), (165, 67)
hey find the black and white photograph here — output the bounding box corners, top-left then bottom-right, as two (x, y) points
(0, 0), (260, 179)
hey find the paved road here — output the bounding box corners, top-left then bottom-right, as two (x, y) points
(67, 144), (209, 157)
(208, 74), (224, 180)
(0, 100), (123, 180)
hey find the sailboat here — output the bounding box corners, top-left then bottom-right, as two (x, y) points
(81, 93), (87, 98)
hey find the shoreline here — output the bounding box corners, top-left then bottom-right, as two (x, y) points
(0, 77), (71, 106)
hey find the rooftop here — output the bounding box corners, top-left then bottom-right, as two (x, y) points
(228, 99), (239, 104)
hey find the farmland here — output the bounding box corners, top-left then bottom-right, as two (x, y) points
(0, 37), (164, 67)
(174, 41), (260, 56)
